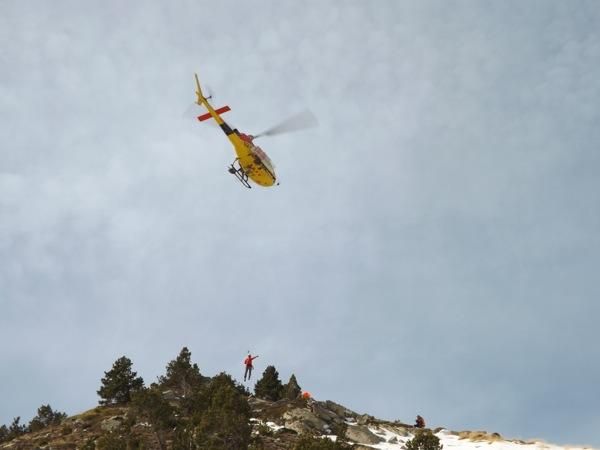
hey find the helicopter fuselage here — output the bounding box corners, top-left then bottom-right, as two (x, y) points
(226, 126), (277, 187)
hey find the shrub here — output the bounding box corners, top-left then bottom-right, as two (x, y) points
(172, 426), (195, 449)
(254, 366), (284, 401)
(28, 404), (67, 432)
(97, 356), (144, 405)
(254, 421), (274, 437)
(81, 437), (97, 450)
(96, 431), (127, 450)
(294, 434), (350, 449)
(406, 429), (443, 450)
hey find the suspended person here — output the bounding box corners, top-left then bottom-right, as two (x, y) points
(244, 353), (259, 381)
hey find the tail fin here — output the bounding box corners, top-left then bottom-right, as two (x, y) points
(193, 73), (228, 127)
(194, 73), (206, 104)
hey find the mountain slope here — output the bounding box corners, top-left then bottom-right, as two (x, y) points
(1, 395), (595, 450)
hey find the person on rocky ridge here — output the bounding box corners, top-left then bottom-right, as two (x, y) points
(415, 415), (426, 428)
(243, 352), (259, 381)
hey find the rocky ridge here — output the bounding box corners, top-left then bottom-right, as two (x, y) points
(1, 395), (593, 450)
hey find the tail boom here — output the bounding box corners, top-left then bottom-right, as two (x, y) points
(194, 73), (226, 126)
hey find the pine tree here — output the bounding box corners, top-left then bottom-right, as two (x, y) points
(158, 347), (204, 397)
(28, 404), (67, 432)
(284, 374), (302, 400)
(132, 388), (176, 428)
(254, 365), (284, 401)
(405, 429), (443, 450)
(131, 387), (176, 449)
(6, 417), (26, 441)
(0, 425), (8, 443)
(97, 356), (144, 405)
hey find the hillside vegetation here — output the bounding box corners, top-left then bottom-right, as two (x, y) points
(0, 347), (509, 450)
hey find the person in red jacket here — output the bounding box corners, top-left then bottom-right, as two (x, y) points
(244, 353), (259, 381)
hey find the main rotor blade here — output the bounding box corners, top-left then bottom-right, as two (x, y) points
(254, 110), (318, 138)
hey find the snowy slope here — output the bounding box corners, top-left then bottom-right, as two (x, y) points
(258, 419), (597, 450)
(356, 425), (594, 450)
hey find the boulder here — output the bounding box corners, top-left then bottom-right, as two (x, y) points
(323, 400), (358, 419)
(161, 389), (178, 401)
(356, 414), (375, 426)
(345, 424), (383, 445)
(100, 415), (124, 432)
(283, 408), (328, 435)
(311, 403), (344, 425)
(386, 425), (410, 437)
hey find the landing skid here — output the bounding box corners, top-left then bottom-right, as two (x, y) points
(228, 159), (251, 189)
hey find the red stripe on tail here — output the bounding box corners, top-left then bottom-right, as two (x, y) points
(197, 106), (231, 122)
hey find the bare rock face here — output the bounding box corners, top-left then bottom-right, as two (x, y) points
(387, 424), (411, 437)
(100, 415), (124, 432)
(271, 399), (387, 445)
(356, 413), (376, 426)
(323, 400), (358, 420)
(345, 424), (384, 445)
(282, 408), (329, 434)
(310, 403), (339, 424)
(458, 430), (504, 442)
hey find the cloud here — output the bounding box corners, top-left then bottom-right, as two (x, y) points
(1, 0), (600, 446)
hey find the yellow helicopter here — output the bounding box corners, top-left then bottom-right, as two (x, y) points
(194, 74), (317, 188)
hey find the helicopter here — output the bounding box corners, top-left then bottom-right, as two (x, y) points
(193, 73), (317, 188)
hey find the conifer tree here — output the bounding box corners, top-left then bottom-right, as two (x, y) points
(97, 356), (144, 405)
(254, 365), (284, 401)
(194, 373), (251, 449)
(5, 417), (26, 441)
(132, 387), (176, 429)
(131, 387), (176, 449)
(284, 374), (302, 400)
(158, 347), (204, 397)
(0, 425), (8, 443)
(28, 404), (67, 431)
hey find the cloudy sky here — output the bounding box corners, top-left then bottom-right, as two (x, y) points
(1, 0), (600, 446)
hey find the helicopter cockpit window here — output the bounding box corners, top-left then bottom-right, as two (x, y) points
(253, 146), (275, 170)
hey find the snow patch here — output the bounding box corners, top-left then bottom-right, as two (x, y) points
(345, 427), (596, 450)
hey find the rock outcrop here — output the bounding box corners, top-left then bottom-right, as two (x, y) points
(0, 395), (587, 450)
